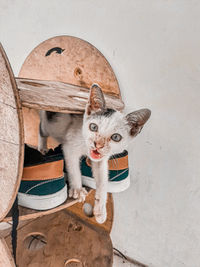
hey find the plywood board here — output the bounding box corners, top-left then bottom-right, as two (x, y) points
(4, 198), (78, 223)
(19, 35), (122, 148)
(68, 190), (113, 233)
(3, 190), (113, 234)
(0, 44), (24, 221)
(5, 209), (113, 267)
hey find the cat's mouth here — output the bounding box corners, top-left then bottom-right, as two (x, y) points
(90, 149), (102, 160)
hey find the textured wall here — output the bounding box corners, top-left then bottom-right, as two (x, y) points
(1, 1), (200, 266)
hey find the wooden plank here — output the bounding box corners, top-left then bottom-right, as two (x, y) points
(0, 238), (15, 267)
(0, 44), (24, 222)
(18, 36), (121, 98)
(16, 77), (125, 113)
(3, 190), (113, 234)
(18, 35), (123, 148)
(67, 190), (114, 233)
(3, 198), (78, 223)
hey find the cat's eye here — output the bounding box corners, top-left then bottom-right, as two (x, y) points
(111, 133), (122, 142)
(89, 123), (98, 132)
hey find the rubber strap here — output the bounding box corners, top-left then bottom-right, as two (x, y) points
(11, 196), (19, 265)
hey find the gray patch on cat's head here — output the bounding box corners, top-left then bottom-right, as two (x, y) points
(87, 108), (116, 119)
(99, 108), (116, 117)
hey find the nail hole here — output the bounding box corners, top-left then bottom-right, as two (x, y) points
(65, 258), (83, 267)
(83, 202), (93, 217)
(68, 222), (83, 232)
(23, 233), (47, 251)
(74, 67), (82, 76)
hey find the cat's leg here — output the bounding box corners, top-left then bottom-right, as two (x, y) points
(38, 122), (49, 154)
(92, 159), (108, 224)
(62, 143), (87, 202)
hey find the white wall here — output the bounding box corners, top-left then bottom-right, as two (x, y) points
(1, 1), (200, 266)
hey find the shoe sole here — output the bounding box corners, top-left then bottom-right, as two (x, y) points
(82, 175), (130, 193)
(18, 185), (68, 210)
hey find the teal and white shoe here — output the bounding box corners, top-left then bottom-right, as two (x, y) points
(18, 145), (67, 210)
(81, 150), (130, 193)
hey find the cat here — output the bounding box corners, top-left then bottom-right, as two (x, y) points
(38, 84), (151, 223)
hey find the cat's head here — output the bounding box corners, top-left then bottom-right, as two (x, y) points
(82, 84), (151, 162)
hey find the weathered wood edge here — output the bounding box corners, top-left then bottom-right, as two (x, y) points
(16, 77), (125, 113)
(67, 191), (114, 233)
(0, 44), (24, 222)
(3, 190), (113, 234)
(0, 238), (15, 266)
(3, 198), (78, 223)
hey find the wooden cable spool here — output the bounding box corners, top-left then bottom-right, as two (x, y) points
(0, 44), (24, 222)
(5, 209), (113, 267)
(0, 36), (124, 266)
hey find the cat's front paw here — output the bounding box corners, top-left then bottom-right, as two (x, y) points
(93, 199), (107, 224)
(69, 187), (88, 202)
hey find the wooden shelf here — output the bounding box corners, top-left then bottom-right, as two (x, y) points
(3, 198), (78, 223)
(16, 77), (124, 113)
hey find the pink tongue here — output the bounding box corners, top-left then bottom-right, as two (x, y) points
(91, 150), (101, 159)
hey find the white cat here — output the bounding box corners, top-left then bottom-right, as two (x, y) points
(38, 84), (151, 223)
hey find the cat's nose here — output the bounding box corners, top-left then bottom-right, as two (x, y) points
(94, 141), (104, 149)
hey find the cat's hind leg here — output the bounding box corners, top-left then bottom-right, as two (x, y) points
(63, 143), (87, 202)
(38, 122), (49, 154)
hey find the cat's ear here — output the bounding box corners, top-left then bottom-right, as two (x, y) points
(126, 109), (151, 137)
(86, 84), (106, 115)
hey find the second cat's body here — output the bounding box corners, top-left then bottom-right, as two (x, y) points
(39, 112), (85, 151)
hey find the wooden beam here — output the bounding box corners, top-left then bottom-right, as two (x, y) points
(3, 197), (79, 223)
(16, 78), (124, 113)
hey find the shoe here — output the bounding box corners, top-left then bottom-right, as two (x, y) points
(18, 145), (67, 210)
(81, 150), (130, 193)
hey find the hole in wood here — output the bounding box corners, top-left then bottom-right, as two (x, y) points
(23, 232), (47, 251)
(83, 202), (93, 217)
(68, 222), (83, 232)
(65, 259), (83, 267)
(74, 67), (82, 77)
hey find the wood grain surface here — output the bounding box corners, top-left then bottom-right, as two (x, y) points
(16, 77), (124, 113)
(18, 35), (122, 148)
(0, 43), (24, 222)
(0, 238), (15, 267)
(3, 190), (113, 233)
(5, 209), (113, 267)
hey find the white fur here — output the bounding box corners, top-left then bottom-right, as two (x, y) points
(82, 111), (130, 158)
(38, 88), (150, 224)
(39, 110), (129, 223)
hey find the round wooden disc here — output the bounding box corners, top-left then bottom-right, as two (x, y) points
(5, 209), (113, 267)
(19, 35), (121, 147)
(0, 44), (24, 221)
